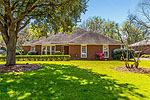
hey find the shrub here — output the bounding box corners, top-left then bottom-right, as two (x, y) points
(16, 51), (21, 55)
(141, 55), (150, 58)
(27, 51), (38, 55)
(22, 53), (27, 55)
(0, 47), (6, 51)
(134, 51), (142, 57)
(54, 51), (62, 55)
(112, 49), (134, 60)
(94, 53), (105, 60)
(0, 55), (70, 61)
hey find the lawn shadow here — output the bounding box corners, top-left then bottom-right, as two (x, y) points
(0, 64), (147, 100)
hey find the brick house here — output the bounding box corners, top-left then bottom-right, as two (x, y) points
(23, 28), (121, 60)
(130, 39), (150, 54)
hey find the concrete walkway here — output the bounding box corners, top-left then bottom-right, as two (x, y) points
(139, 58), (150, 61)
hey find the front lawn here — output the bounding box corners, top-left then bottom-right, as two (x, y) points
(0, 60), (150, 100)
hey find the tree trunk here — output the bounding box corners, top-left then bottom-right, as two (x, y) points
(6, 32), (17, 66)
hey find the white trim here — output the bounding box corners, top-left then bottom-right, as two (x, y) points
(103, 45), (109, 58)
(81, 45), (87, 58)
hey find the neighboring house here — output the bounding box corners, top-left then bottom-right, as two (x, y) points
(23, 28), (121, 60)
(130, 39), (150, 54)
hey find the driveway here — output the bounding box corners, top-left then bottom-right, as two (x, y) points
(139, 58), (150, 61)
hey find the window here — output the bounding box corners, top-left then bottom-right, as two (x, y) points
(51, 46), (55, 55)
(42, 46), (55, 55)
(42, 46), (46, 55)
(47, 46), (50, 55)
(103, 45), (109, 58)
(81, 46), (87, 58)
(31, 46), (35, 51)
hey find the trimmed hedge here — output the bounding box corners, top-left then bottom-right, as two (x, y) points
(27, 51), (38, 55)
(112, 49), (134, 60)
(16, 51), (21, 55)
(0, 55), (70, 61)
(141, 55), (150, 58)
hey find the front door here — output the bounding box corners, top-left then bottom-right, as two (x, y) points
(64, 46), (69, 55)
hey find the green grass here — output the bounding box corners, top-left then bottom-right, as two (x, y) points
(0, 60), (150, 100)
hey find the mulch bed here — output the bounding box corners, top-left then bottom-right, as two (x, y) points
(114, 67), (150, 74)
(0, 64), (44, 73)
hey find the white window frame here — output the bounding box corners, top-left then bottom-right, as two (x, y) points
(42, 46), (47, 55)
(103, 45), (109, 58)
(51, 46), (55, 55)
(31, 46), (35, 51)
(81, 45), (87, 58)
(41, 45), (55, 55)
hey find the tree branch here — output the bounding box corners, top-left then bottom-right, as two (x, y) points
(11, 0), (20, 11)
(14, 0), (70, 23)
(17, 17), (32, 33)
(0, 14), (6, 25)
(0, 21), (9, 44)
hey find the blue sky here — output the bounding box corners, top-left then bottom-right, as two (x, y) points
(78, 0), (140, 25)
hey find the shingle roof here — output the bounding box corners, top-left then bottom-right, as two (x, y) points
(23, 27), (121, 46)
(130, 39), (150, 47)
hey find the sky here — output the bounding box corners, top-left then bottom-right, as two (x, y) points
(78, 0), (141, 25)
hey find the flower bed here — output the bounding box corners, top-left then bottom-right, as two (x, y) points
(94, 53), (105, 60)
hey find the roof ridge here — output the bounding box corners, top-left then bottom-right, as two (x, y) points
(67, 31), (88, 43)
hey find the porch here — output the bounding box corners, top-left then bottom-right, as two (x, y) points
(40, 45), (69, 55)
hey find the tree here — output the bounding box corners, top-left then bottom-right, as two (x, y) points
(120, 20), (149, 69)
(17, 27), (34, 54)
(0, 0), (88, 66)
(80, 16), (105, 32)
(79, 16), (120, 41)
(0, 35), (5, 49)
(128, 0), (150, 35)
(120, 21), (146, 45)
(102, 21), (119, 40)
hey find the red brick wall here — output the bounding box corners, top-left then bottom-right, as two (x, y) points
(56, 45), (62, 51)
(23, 46), (31, 53)
(35, 45), (41, 55)
(87, 45), (103, 60)
(69, 45), (81, 59)
(131, 45), (150, 54)
(69, 45), (121, 60)
(109, 45), (121, 59)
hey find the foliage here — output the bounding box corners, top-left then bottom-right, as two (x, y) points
(0, 35), (5, 49)
(17, 27), (35, 49)
(0, 61), (149, 100)
(54, 51), (62, 55)
(16, 51), (21, 55)
(134, 51), (142, 57)
(141, 54), (150, 58)
(120, 21), (147, 45)
(27, 51), (38, 55)
(94, 53), (105, 60)
(0, 55), (70, 61)
(129, 0), (150, 30)
(0, 46), (6, 51)
(112, 49), (134, 60)
(126, 0), (150, 39)
(79, 16), (120, 40)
